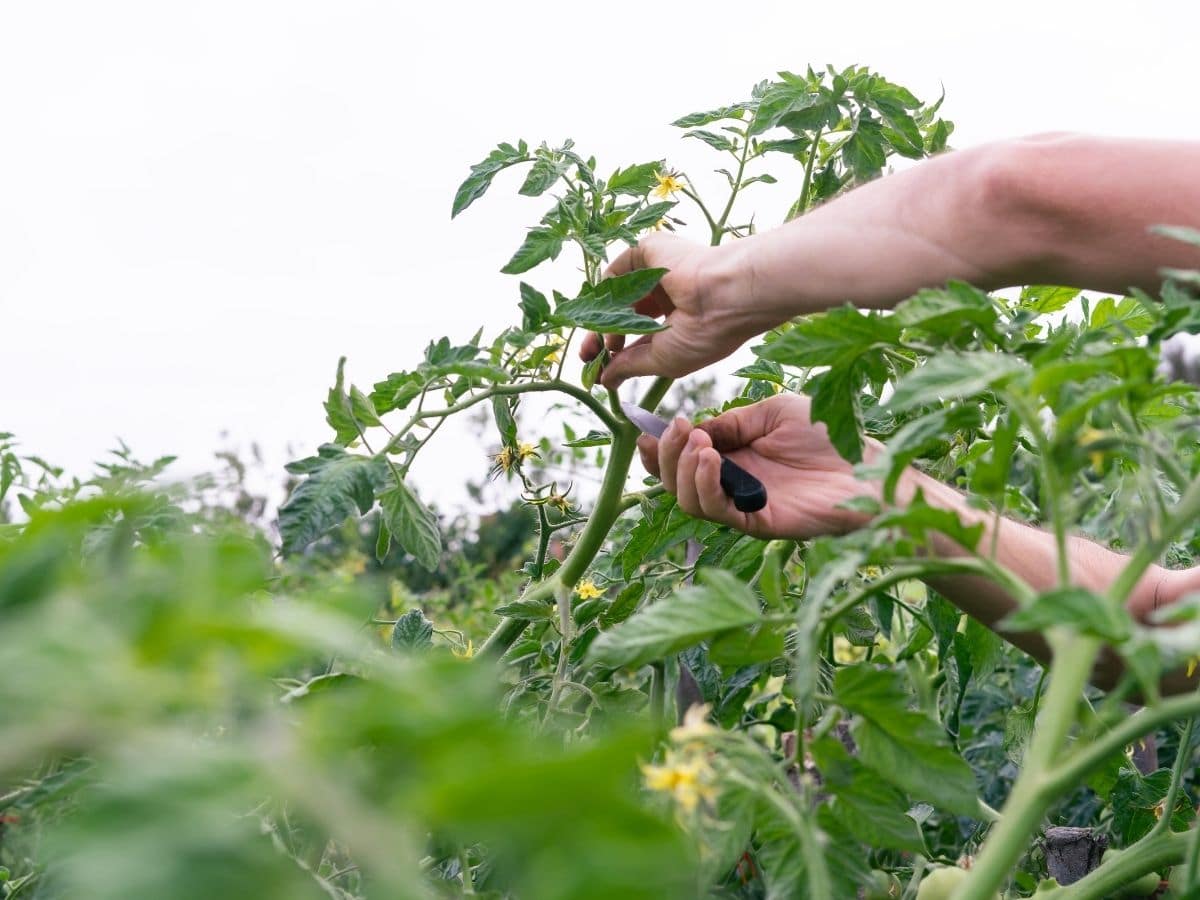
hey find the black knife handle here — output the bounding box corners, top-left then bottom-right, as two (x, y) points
(719, 457), (767, 513)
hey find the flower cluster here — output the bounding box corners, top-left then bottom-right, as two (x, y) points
(489, 441), (540, 479)
(641, 704), (718, 813)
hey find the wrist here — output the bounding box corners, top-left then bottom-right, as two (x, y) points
(700, 240), (789, 338)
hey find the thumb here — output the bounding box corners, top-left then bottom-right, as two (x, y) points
(696, 403), (770, 453)
(598, 336), (660, 389)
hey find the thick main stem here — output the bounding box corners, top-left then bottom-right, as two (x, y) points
(479, 377), (674, 659)
(959, 630), (1101, 900)
(1046, 829), (1188, 899)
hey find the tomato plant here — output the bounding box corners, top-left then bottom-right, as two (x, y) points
(4, 64), (1200, 900)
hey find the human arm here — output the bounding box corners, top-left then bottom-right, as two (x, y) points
(586, 134), (1200, 387)
(640, 393), (1198, 693)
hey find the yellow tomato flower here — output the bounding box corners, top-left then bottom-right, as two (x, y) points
(671, 703), (716, 746)
(516, 441), (540, 463)
(641, 751), (716, 812)
(543, 334), (566, 365)
(1078, 427), (1107, 473)
(575, 580), (604, 600)
(452, 639), (475, 660)
(833, 635), (867, 664)
(489, 445), (516, 477)
(652, 170), (686, 199)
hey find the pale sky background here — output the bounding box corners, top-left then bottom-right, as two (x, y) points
(3, 1), (1199, 514)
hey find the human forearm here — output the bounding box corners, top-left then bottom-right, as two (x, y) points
(704, 135), (1200, 320)
(882, 468), (1182, 688)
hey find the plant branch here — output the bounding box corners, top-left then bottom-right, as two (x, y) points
(960, 631), (1102, 900)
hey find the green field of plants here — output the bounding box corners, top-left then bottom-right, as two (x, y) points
(3, 66), (1200, 899)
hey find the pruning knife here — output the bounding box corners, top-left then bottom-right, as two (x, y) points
(620, 402), (768, 514)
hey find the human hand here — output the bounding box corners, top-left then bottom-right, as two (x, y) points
(637, 393), (881, 539)
(579, 233), (773, 389)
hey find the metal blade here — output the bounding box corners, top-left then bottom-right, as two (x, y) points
(620, 402), (669, 439)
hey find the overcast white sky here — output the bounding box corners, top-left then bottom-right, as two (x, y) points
(3, 1), (1198, 511)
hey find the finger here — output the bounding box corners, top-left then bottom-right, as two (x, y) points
(580, 331), (603, 362)
(637, 435), (661, 478)
(695, 446), (730, 522)
(675, 430), (705, 517)
(603, 241), (643, 280)
(604, 333), (626, 353)
(697, 400), (781, 452)
(657, 416), (692, 495)
(599, 336), (659, 389)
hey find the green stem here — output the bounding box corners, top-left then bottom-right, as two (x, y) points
(459, 847), (474, 895)
(724, 770), (832, 898)
(479, 376), (674, 659)
(649, 661), (666, 731)
(1150, 716), (1195, 840)
(679, 186), (719, 237)
(786, 126), (823, 221)
(1042, 691), (1200, 799)
(1008, 393), (1071, 587)
(820, 558), (1036, 636)
(959, 631), (1101, 900)
(713, 137), (755, 241)
(383, 379), (620, 454)
(1046, 829), (1188, 899)
(1106, 470), (1200, 607)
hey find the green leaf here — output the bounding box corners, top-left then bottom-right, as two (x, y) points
(451, 140), (529, 218)
(494, 598), (554, 620)
(671, 105), (747, 128)
(378, 481), (441, 572)
(586, 267), (669, 307)
(625, 201), (676, 232)
(606, 161), (662, 196)
(869, 490), (984, 551)
(835, 665), (979, 815)
(492, 396), (518, 446)
(391, 608), (434, 651)
(349, 387), (381, 428)
(707, 625), (785, 666)
(370, 370), (424, 415)
(893, 282), (1001, 340)
(858, 404), (982, 500)
(585, 568), (762, 668)
(1019, 284), (1081, 314)
(1001, 587), (1133, 642)
(1090, 296), (1155, 336)
(757, 307), (901, 367)
(519, 282), (551, 330)
(501, 228), (564, 275)
(279, 445), (389, 554)
(518, 155), (570, 197)
(1151, 224), (1200, 247)
(747, 84), (821, 136)
(324, 357), (360, 445)
(807, 364), (865, 463)
(580, 350), (606, 389)
(553, 268), (670, 334)
(809, 737), (925, 852)
(600, 581), (645, 628)
(563, 428), (610, 448)
(683, 129), (736, 152)
(841, 114), (887, 178)
(887, 351), (1029, 412)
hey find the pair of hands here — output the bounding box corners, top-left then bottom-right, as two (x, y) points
(578, 236), (875, 541)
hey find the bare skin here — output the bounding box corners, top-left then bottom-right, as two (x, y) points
(581, 134), (1200, 388)
(585, 133), (1200, 692)
(638, 394), (1197, 693)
